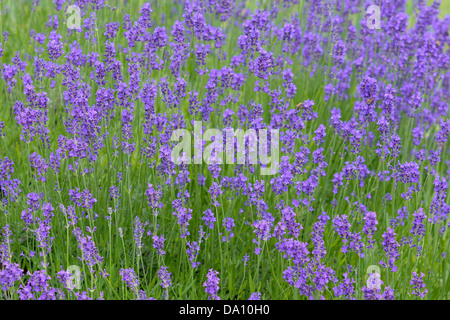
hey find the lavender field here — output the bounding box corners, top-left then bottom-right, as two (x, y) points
(0, 0), (449, 300)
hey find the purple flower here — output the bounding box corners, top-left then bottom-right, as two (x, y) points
(47, 38), (63, 60)
(411, 208), (427, 238)
(311, 212), (329, 260)
(203, 269), (220, 300)
(208, 182), (223, 207)
(314, 124), (326, 146)
(410, 272), (427, 298)
(105, 22), (120, 39)
(333, 272), (355, 300)
(358, 76), (378, 99)
(0, 262), (24, 290)
(380, 228), (400, 272)
(253, 219), (272, 255)
(363, 211), (378, 249)
(157, 266), (172, 300)
(202, 209), (216, 230)
(242, 254), (250, 266)
(248, 292), (261, 300)
(110, 185), (120, 200)
(69, 188), (97, 209)
(133, 216), (148, 253)
(222, 217), (235, 242)
(152, 234), (166, 255)
(429, 176), (449, 224)
(281, 206), (302, 238)
(172, 199), (192, 238)
(72, 228), (104, 273)
(186, 241), (201, 268)
(17, 269), (60, 300)
(145, 183), (163, 211)
(120, 268), (139, 292)
(29, 153), (48, 182)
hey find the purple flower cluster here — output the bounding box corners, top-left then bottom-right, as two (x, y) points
(157, 265), (172, 300)
(203, 269), (220, 300)
(410, 272), (427, 298)
(380, 228), (400, 272)
(0, 0), (447, 301)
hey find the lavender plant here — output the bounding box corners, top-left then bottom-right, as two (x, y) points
(0, 0), (449, 300)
